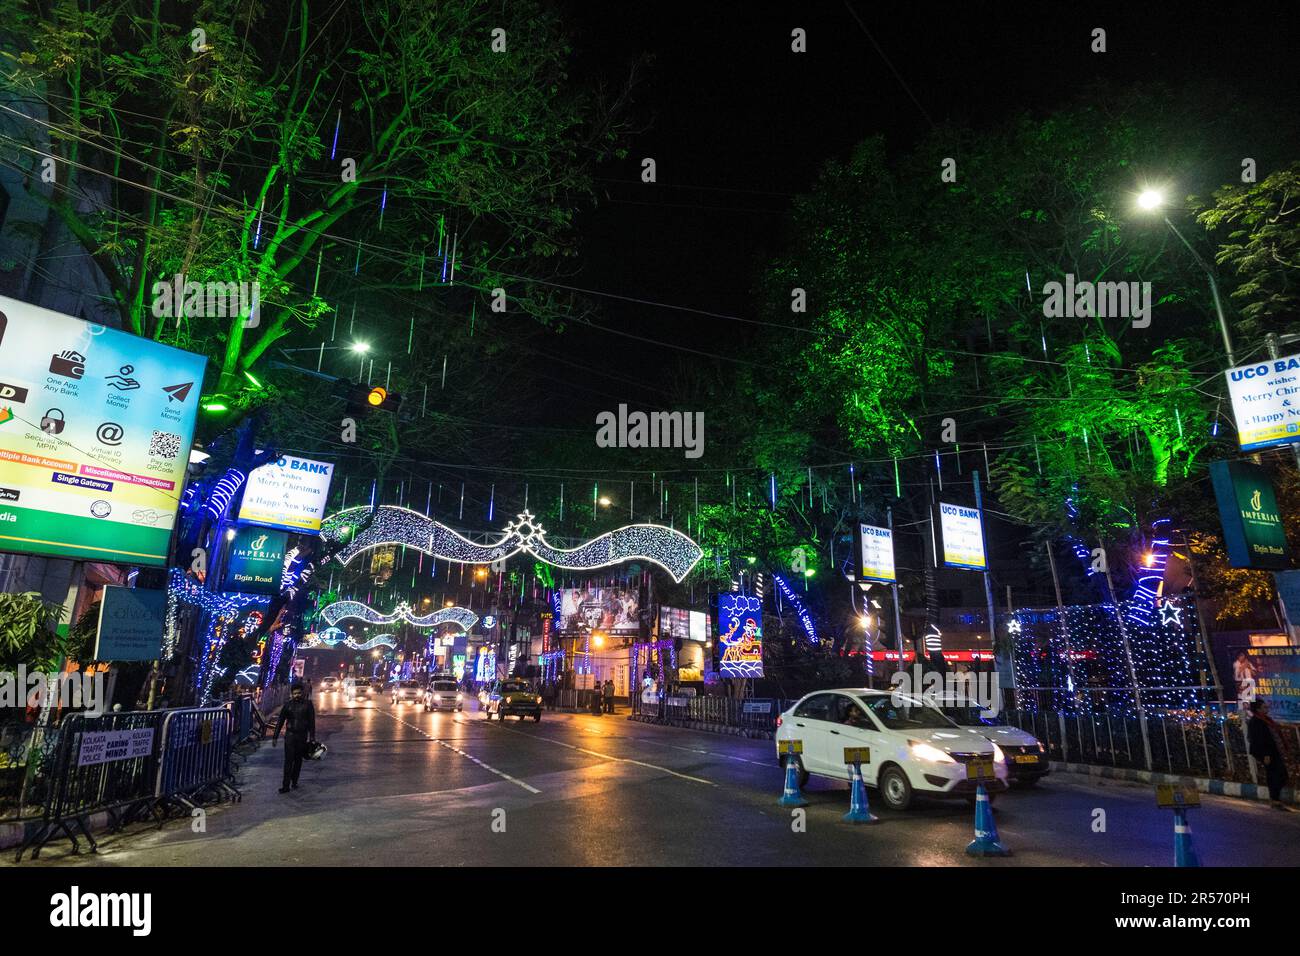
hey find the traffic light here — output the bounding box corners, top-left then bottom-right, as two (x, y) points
(333, 379), (403, 415)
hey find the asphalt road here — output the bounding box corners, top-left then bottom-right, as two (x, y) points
(10, 694), (1300, 866)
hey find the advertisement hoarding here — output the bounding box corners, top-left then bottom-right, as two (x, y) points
(560, 587), (640, 632)
(936, 502), (987, 571)
(856, 522), (896, 583)
(0, 295), (206, 565)
(1209, 460), (1291, 570)
(225, 526), (289, 594)
(1225, 353), (1300, 451)
(237, 453), (335, 533)
(94, 586), (167, 661)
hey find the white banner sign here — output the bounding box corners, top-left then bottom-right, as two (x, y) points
(238, 453), (334, 533)
(77, 728), (154, 767)
(857, 523), (896, 583)
(939, 502), (987, 571)
(1226, 353), (1300, 451)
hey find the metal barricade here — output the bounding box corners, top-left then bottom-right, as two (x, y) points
(228, 696), (253, 743)
(154, 706), (239, 809)
(16, 710), (164, 861)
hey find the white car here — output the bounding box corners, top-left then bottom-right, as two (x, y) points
(424, 680), (464, 712)
(342, 678), (372, 703)
(319, 676), (340, 694)
(933, 695), (1049, 788)
(774, 688), (1009, 810)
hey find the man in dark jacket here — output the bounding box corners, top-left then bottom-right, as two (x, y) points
(1247, 699), (1292, 810)
(272, 682), (317, 793)
(603, 679), (615, 714)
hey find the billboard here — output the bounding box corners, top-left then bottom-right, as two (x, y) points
(717, 593), (763, 678)
(0, 295), (206, 565)
(238, 453), (334, 533)
(1210, 460), (1290, 570)
(1244, 647), (1300, 722)
(225, 526), (289, 594)
(659, 606), (712, 641)
(1225, 353), (1300, 451)
(559, 587), (640, 633)
(94, 586), (167, 661)
(856, 522), (896, 583)
(936, 502), (987, 571)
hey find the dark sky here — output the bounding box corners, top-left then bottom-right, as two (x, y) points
(525, 1), (1300, 415)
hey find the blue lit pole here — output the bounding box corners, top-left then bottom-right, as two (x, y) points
(887, 507), (906, 681)
(973, 471), (1013, 701)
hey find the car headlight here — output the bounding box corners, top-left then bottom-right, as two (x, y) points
(1037, 742), (1046, 753)
(456, 693), (463, 701)
(908, 740), (956, 763)
(992, 743), (1006, 764)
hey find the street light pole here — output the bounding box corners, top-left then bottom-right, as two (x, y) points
(1162, 215), (1236, 367)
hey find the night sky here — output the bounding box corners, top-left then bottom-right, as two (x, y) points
(527, 1), (1300, 416)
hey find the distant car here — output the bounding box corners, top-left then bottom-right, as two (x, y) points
(485, 680), (542, 722)
(774, 688), (1008, 811)
(342, 678), (372, 703)
(319, 676), (340, 693)
(933, 694), (1049, 787)
(391, 679), (423, 705)
(424, 680), (464, 712)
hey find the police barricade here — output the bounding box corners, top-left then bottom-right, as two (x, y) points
(229, 696), (253, 743)
(154, 706), (240, 812)
(15, 709), (164, 862)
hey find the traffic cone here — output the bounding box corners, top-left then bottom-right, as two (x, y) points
(1173, 807), (1200, 867)
(778, 757), (807, 808)
(965, 782), (1010, 857)
(842, 761), (878, 824)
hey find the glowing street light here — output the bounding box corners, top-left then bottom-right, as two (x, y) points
(351, 341), (370, 353)
(1134, 184), (1235, 365)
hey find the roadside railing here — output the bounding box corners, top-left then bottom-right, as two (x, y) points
(155, 706), (240, 811)
(632, 694), (796, 736)
(13, 704), (245, 862)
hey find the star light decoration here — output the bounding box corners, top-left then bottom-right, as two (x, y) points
(320, 507), (704, 582)
(318, 600), (478, 631)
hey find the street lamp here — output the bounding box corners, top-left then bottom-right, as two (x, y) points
(1134, 187), (1236, 366)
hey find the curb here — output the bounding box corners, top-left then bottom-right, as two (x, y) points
(1050, 760), (1298, 805)
(629, 713), (775, 740)
(0, 810), (113, 852)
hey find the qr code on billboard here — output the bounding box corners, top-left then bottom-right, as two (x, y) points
(149, 430), (182, 460)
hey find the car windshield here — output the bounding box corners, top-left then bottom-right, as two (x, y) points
(434, 682), (457, 691)
(400, 681), (420, 688)
(867, 697), (957, 730)
(502, 683), (529, 693)
(939, 703), (1003, 726)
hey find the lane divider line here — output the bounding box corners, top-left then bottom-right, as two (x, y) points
(492, 722), (716, 787)
(382, 707), (541, 794)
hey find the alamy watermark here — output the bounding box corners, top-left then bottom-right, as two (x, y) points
(0, 666), (105, 716)
(595, 403), (704, 459)
(151, 273), (260, 327)
(889, 664), (1001, 716)
(1042, 274), (1151, 329)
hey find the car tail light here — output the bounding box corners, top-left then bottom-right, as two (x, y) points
(776, 715), (783, 728)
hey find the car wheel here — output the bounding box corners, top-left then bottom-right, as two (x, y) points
(780, 754), (810, 790)
(878, 765), (913, 811)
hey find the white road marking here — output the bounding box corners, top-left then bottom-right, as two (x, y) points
(381, 707), (541, 794)
(492, 722), (717, 787)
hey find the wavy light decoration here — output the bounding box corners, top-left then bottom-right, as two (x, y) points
(319, 600), (478, 631)
(320, 508), (703, 582)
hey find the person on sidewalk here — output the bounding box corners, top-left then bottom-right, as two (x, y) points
(272, 682), (317, 794)
(1247, 699), (1292, 811)
(603, 679), (615, 714)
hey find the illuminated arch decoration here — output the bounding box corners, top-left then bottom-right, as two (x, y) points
(319, 600), (478, 631)
(320, 508), (703, 582)
(772, 572), (819, 644)
(300, 631), (399, 651)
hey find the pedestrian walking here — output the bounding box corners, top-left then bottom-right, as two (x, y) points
(590, 679), (603, 716)
(272, 682), (317, 794)
(603, 679), (615, 714)
(1247, 700), (1293, 810)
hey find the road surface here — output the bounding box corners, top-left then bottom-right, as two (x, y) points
(9, 694), (1300, 866)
